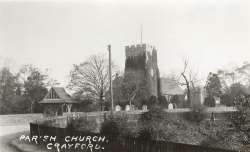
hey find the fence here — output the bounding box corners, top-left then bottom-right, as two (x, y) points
(30, 123), (237, 152)
(125, 137), (237, 152)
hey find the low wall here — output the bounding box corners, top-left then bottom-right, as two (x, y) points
(163, 106), (237, 120)
(0, 107), (236, 127)
(164, 106), (237, 113)
(37, 107), (236, 129)
(0, 113), (43, 126)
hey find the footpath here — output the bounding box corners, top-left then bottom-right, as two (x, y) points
(11, 139), (47, 152)
(9, 132), (48, 152)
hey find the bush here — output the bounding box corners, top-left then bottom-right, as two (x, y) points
(138, 107), (202, 143)
(204, 96), (216, 107)
(200, 124), (246, 150)
(158, 95), (168, 108)
(101, 113), (138, 139)
(66, 117), (98, 133)
(183, 105), (207, 123)
(170, 95), (184, 108)
(100, 119), (120, 141)
(137, 129), (152, 141)
(138, 106), (170, 140)
(113, 114), (138, 138)
(231, 95), (250, 131)
(139, 106), (165, 123)
(220, 94), (234, 106)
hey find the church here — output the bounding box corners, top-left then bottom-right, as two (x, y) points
(40, 43), (186, 116)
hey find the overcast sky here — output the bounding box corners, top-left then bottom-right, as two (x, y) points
(0, 0), (250, 87)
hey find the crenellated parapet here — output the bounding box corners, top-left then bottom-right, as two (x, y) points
(125, 43), (156, 59)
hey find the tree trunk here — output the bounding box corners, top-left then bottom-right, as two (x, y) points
(100, 93), (104, 111)
(129, 92), (136, 107)
(187, 82), (191, 107)
(29, 96), (34, 113)
(182, 73), (191, 107)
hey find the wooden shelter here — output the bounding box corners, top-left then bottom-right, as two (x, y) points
(40, 87), (76, 116)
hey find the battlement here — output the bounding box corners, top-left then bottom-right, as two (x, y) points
(125, 43), (156, 58)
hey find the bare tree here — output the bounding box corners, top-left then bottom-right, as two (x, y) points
(178, 59), (201, 107)
(178, 60), (191, 106)
(68, 54), (116, 110)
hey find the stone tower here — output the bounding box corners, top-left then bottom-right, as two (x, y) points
(124, 44), (160, 99)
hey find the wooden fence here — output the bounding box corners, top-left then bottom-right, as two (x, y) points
(30, 123), (237, 152)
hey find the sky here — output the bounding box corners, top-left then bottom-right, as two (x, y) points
(0, 0), (250, 87)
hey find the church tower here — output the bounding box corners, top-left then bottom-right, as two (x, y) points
(124, 44), (160, 100)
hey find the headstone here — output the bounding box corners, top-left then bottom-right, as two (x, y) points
(72, 113), (76, 119)
(215, 96), (220, 105)
(125, 105), (130, 111)
(142, 105), (148, 111)
(168, 103), (173, 109)
(115, 105), (121, 111)
(184, 94), (188, 101)
(200, 87), (206, 105)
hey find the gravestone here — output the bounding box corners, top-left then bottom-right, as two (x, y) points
(142, 105), (148, 111)
(125, 105), (130, 111)
(168, 103), (174, 109)
(115, 105), (121, 111)
(214, 96), (221, 106)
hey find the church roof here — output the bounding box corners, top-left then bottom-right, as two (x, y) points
(161, 77), (185, 95)
(40, 87), (76, 104)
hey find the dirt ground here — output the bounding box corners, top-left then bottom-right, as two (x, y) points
(0, 114), (34, 152)
(0, 131), (27, 152)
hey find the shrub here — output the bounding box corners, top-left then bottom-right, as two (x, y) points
(200, 127), (245, 150)
(231, 95), (250, 131)
(170, 95), (184, 108)
(112, 114), (138, 138)
(220, 94), (234, 106)
(139, 106), (165, 123)
(100, 119), (120, 141)
(138, 106), (170, 140)
(183, 105), (207, 123)
(137, 129), (152, 141)
(204, 96), (216, 107)
(101, 113), (138, 139)
(158, 95), (168, 108)
(66, 117), (98, 133)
